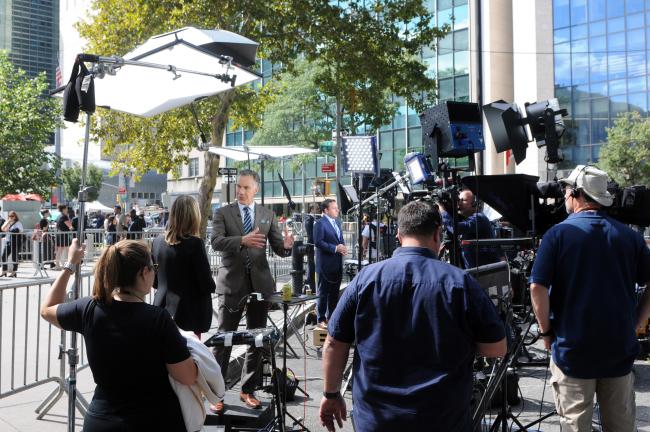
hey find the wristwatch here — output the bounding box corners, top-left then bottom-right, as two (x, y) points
(538, 328), (554, 337)
(62, 262), (76, 275)
(323, 391), (341, 399)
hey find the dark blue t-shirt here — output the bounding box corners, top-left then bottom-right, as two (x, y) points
(530, 211), (650, 379)
(441, 211), (502, 268)
(328, 247), (505, 432)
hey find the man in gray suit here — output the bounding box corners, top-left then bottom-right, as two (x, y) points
(211, 169), (294, 413)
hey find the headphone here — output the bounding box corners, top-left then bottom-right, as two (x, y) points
(569, 165), (590, 199)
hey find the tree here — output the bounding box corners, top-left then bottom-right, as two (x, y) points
(0, 51), (61, 197)
(248, 59), (337, 173)
(77, 0), (446, 234)
(599, 112), (650, 187)
(61, 163), (104, 202)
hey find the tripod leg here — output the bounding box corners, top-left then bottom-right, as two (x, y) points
(35, 379), (64, 418)
(340, 353), (355, 398)
(270, 342), (285, 432)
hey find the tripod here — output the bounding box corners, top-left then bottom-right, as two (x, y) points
(263, 297), (311, 432)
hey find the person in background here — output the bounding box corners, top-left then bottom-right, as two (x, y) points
(313, 199), (347, 328)
(105, 215), (117, 246)
(128, 209), (146, 240)
(55, 204), (72, 269)
(361, 216), (385, 263)
(1, 211), (23, 277)
(114, 205), (127, 240)
(32, 218), (55, 269)
(152, 195), (216, 338)
(41, 209), (51, 222)
(40, 238), (196, 431)
(320, 201), (506, 432)
(438, 189), (502, 269)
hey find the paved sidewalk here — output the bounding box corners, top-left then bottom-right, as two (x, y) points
(0, 270), (314, 431)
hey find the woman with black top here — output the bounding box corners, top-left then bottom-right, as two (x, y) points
(55, 204), (72, 269)
(40, 239), (196, 431)
(152, 195), (216, 338)
(1, 211), (23, 277)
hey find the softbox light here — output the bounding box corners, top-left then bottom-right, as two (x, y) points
(483, 100), (529, 165)
(91, 27), (262, 117)
(341, 136), (378, 174)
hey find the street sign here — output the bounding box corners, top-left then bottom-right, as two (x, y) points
(321, 163), (336, 173)
(218, 167), (238, 176)
(319, 141), (335, 152)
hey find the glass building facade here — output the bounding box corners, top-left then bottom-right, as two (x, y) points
(553, 0), (648, 167)
(0, 0), (59, 88)
(224, 0), (471, 201)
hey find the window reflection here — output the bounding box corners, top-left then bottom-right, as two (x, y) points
(554, 0), (649, 165)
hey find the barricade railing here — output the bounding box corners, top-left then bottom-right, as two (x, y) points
(1, 223), (360, 283)
(0, 273), (93, 414)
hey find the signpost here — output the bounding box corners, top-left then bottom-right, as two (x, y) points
(218, 167), (238, 204)
(319, 141), (335, 153)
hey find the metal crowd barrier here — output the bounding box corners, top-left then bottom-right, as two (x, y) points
(0, 221), (361, 421)
(0, 273), (92, 409)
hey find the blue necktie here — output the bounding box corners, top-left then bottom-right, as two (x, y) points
(243, 206), (253, 271)
(243, 206), (253, 234)
(331, 220), (341, 241)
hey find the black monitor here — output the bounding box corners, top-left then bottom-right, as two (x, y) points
(466, 261), (511, 310)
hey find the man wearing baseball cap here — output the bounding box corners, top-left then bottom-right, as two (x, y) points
(530, 165), (650, 431)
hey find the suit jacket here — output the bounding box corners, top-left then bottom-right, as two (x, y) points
(314, 217), (344, 274)
(211, 202), (289, 310)
(152, 236), (216, 332)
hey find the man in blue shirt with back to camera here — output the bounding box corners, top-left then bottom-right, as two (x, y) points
(319, 200), (506, 432)
(530, 165), (650, 432)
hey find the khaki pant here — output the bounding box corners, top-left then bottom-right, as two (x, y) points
(549, 360), (636, 432)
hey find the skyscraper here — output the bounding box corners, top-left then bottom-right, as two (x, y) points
(0, 0), (59, 88)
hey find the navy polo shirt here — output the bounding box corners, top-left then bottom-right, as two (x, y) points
(441, 211), (502, 268)
(530, 211), (650, 379)
(328, 247), (505, 432)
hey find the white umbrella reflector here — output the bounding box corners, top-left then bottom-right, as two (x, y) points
(93, 27), (261, 117)
(208, 146), (318, 161)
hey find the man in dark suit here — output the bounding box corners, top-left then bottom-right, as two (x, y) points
(210, 169), (293, 412)
(313, 199), (347, 328)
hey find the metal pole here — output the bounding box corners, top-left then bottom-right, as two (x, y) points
(335, 97), (342, 205)
(66, 111), (91, 431)
(261, 159), (265, 206)
(301, 168), (306, 217)
(226, 175), (231, 204)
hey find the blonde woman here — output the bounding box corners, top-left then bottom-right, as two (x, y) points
(152, 195), (216, 338)
(40, 239), (196, 431)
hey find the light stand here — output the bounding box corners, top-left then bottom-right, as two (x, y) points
(50, 48), (244, 431)
(339, 135), (378, 270)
